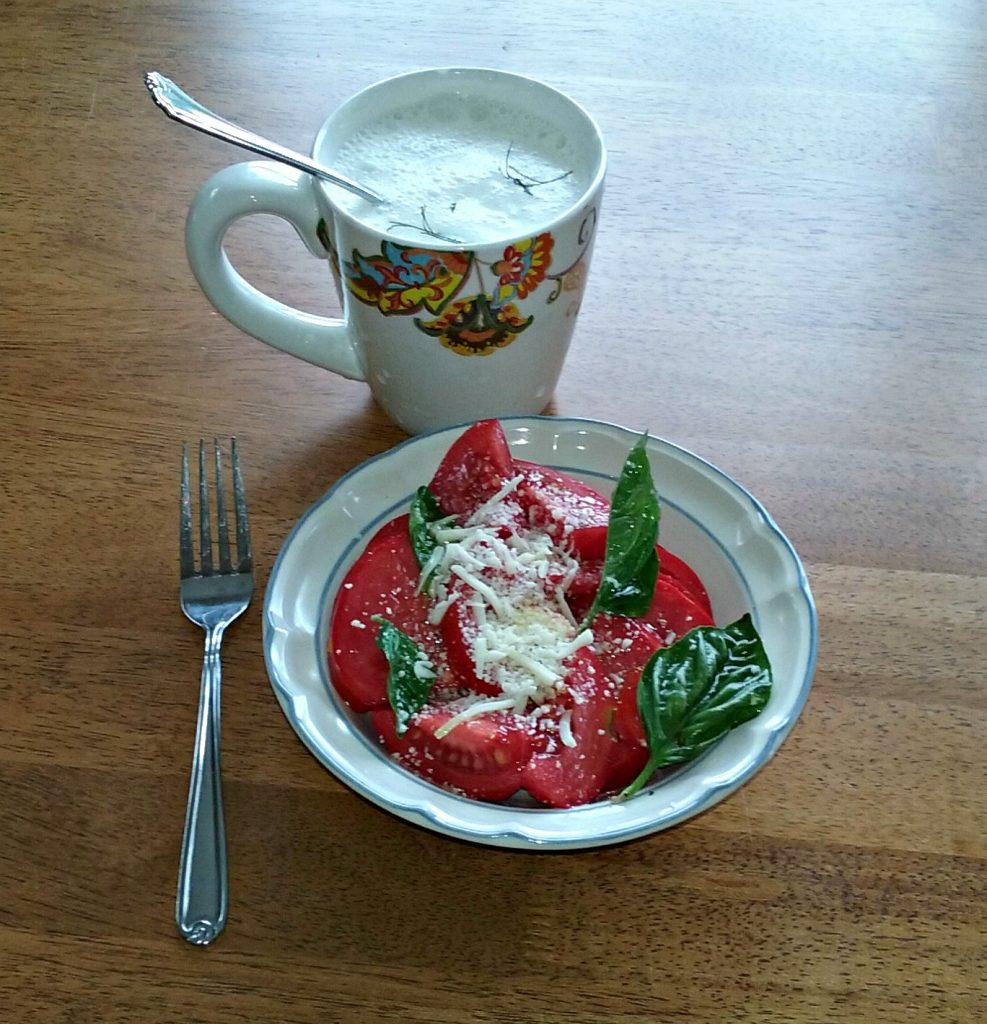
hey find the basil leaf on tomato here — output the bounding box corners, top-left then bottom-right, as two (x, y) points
(409, 486), (447, 593)
(580, 435), (660, 628)
(373, 616), (437, 735)
(619, 614), (773, 799)
(409, 486), (445, 567)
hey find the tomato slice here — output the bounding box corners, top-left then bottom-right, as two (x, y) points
(645, 574), (715, 642)
(439, 570), (578, 698)
(568, 525), (607, 560)
(428, 419), (516, 517)
(371, 704), (532, 802)
(515, 461), (611, 558)
(592, 613), (664, 748)
(513, 461), (713, 617)
(566, 557), (603, 603)
(565, 546), (713, 618)
(610, 577), (716, 746)
(521, 651), (615, 808)
(328, 514), (440, 712)
(602, 733), (651, 793)
(657, 546), (713, 618)
(439, 590), (500, 696)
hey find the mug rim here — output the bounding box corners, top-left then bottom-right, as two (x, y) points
(311, 66), (607, 251)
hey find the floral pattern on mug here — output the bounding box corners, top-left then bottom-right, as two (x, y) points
(415, 293), (533, 356)
(491, 233), (553, 306)
(343, 241), (472, 315)
(331, 212), (594, 356)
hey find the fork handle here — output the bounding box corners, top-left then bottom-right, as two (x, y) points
(176, 626), (228, 945)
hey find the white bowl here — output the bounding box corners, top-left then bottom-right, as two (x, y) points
(263, 417), (817, 850)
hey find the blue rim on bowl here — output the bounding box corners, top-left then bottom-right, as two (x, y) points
(263, 416), (818, 850)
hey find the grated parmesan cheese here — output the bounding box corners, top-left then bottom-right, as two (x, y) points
(419, 487), (594, 729)
(433, 695), (518, 738)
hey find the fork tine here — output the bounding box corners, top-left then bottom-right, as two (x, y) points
(179, 443), (195, 578)
(231, 437), (252, 572)
(198, 440), (213, 576)
(214, 440), (232, 572)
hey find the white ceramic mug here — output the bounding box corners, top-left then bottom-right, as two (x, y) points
(185, 67), (606, 435)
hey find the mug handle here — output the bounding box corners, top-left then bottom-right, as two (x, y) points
(184, 161), (365, 381)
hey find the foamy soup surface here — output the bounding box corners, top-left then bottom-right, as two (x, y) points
(330, 92), (592, 246)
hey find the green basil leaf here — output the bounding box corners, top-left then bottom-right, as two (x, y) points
(581, 435), (660, 627)
(409, 486), (446, 593)
(619, 614), (773, 799)
(409, 485), (444, 567)
(373, 616), (437, 736)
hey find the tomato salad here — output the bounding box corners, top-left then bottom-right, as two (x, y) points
(328, 419), (772, 808)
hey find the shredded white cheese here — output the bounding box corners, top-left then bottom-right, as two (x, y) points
(450, 564), (508, 617)
(412, 652), (437, 682)
(420, 487), (593, 727)
(465, 473), (524, 525)
(433, 695), (519, 738)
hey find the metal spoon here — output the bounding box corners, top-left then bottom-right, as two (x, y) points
(143, 72), (383, 204)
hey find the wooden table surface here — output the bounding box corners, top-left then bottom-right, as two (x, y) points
(3, 0), (986, 1020)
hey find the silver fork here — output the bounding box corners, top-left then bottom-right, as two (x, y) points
(176, 438), (253, 946)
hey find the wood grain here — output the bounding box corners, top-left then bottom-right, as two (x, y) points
(2, 0), (986, 1021)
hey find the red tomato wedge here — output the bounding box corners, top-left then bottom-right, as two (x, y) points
(514, 461), (611, 558)
(645, 574), (715, 642)
(428, 419), (516, 517)
(593, 614), (666, 695)
(565, 546), (714, 618)
(602, 733), (651, 793)
(592, 613), (664, 750)
(439, 573), (578, 699)
(658, 546), (713, 618)
(611, 578), (716, 746)
(328, 514), (438, 712)
(439, 591), (499, 696)
(512, 461), (713, 617)
(371, 705), (532, 802)
(521, 651), (615, 808)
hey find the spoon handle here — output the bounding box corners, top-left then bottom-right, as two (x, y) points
(143, 72), (383, 204)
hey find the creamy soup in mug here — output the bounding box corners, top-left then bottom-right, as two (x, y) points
(330, 91), (592, 246)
